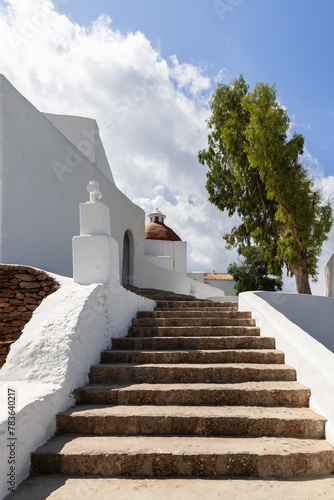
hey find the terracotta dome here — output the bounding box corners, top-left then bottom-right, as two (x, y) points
(145, 207), (182, 242)
(145, 221), (181, 241)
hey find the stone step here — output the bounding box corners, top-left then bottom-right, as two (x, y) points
(111, 336), (276, 351)
(57, 405), (326, 438)
(155, 307), (240, 313)
(74, 381), (310, 407)
(132, 317), (256, 327)
(89, 363), (296, 384)
(156, 301), (238, 309)
(123, 286), (202, 302)
(128, 326), (260, 337)
(101, 349), (284, 365)
(30, 435), (334, 478)
(137, 310), (252, 319)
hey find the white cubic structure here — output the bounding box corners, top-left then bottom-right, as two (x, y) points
(73, 181), (119, 285)
(144, 208), (187, 275)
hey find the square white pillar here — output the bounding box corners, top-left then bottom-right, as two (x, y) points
(72, 182), (119, 285)
(79, 202), (111, 236)
(73, 235), (119, 285)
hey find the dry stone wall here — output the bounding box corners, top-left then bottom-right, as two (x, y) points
(0, 265), (60, 367)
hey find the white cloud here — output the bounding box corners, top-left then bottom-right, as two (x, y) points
(0, 0), (238, 276)
(169, 55), (211, 96)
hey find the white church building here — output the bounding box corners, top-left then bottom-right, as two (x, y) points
(0, 74), (228, 301)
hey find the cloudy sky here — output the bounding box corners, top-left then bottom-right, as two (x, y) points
(1, 0), (334, 295)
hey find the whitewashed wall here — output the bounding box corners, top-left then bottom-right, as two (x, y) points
(0, 75), (144, 280)
(137, 258), (229, 299)
(43, 113), (114, 183)
(145, 240), (187, 274)
(204, 279), (237, 296)
(0, 274), (155, 499)
(187, 272), (205, 283)
(239, 291), (334, 446)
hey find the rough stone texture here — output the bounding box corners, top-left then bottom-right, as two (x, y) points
(57, 405), (326, 438)
(132, 317), (256, 327)
(89, 363), (297, 384)
(137, 309), (252, 318)
(156, 300), (238, 309)
(101, 349), (285, 364)
(0, 265), (59, 367)
(111, 335), (276, 350)
(30, 290), (334, 483)
(31, 435), (334, 478)
(128, 325), (261, 337)
(74, 382), (311, 407)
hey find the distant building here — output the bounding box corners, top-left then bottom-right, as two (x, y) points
(188, 270), (237, 296)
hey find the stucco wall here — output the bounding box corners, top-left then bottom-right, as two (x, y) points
(145, 254), (173, 272)
(204, 279), (237, 296)
(248, 292), (334, 352)
(43, 113), (114, 184)
(137, 258), (229, 300)
(0, 75), (145, 280)
(187, 272), (205, 283)
(145, 240), (187, 274)
(239, 291), (334, 445)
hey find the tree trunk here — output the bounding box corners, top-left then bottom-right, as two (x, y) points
(293, 261), (312, 294)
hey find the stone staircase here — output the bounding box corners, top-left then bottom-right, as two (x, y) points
(30, 293), (334, 480)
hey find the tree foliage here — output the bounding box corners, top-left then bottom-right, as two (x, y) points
(198, 75), (333, 294)
(227, 246), (283, 295)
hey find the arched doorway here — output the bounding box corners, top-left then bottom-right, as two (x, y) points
(122, 230), (134, 285)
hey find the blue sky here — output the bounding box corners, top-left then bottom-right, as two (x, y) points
(57, 0), (334, 177)
(1, 0), (334, 294)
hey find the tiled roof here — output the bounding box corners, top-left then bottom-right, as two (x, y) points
(204, 273), (234, 281)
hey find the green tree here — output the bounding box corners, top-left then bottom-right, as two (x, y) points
(198, 75), (333, 294)
(227, 246), (283, 295)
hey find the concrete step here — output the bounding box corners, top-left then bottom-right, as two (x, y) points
(128, 326), (260, 337)
(57, 405), (326, 438)
(111, 336), (276, 351)
(30, 435), (334, 478)
(89, 363), (296, 384)
(132, 317), (256, 327)
(101, 349), (284, 365)
(156, 301), (238, 309)
(74, 381), (310, 407)
(137, 310), (252, 319)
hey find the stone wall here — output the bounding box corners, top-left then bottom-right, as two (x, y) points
(0, 265), (59, 367)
